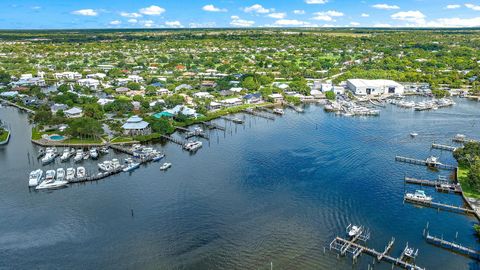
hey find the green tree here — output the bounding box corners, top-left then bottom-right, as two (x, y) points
(66, 117), (103, 138)
(325, 91), (336, 100)
(242, 76), (259, 91)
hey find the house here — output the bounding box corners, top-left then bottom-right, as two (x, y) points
(201, 80), (217, 88)
(175, 84), (193, 92)
(230, 87), (243, 93)
(54, 72), (82, 80)
(220, 98), (243, 107)
(347, 79), (404, 96)
(116, 87), (130, 94)
(268, 93), (284, 103)
(193, 92), (214, 99)
(22, 96), (39, 106)
(128, 75), (144, 83)
(12, 76), (45, 87)
(64, 107), (83, 118)
(98, 64), (115, 71)
(86, 73), (107, 79)
(209, 101), (222, 110)
(219, 90), (234, 97)
(0, 91), (18, 98)
(156, 88), (171, 96)
(310, 90), (325, 99)
(131, 101), (141, 111)
(77, 78), (100, 90)
(121, 116), (151, 136)
(164, 105), (198, 118)
(243, 93), (263, 104)
(50, 103), (68, 113)
(97, 98), (114, 106)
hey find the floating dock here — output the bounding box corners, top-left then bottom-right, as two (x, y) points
(221, 116), (244, 124)
(405, 177), (462, 194)
(431, 143), (457, 151)
(424, 230), (480, 260)
(200, 121), (226, 131)
(243, 109), (275, 120)
(395, 156), (457, 170)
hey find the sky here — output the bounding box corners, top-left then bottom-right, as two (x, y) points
(1, 0), (480, 29)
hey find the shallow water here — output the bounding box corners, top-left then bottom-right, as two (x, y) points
(1, 98), (480, 269)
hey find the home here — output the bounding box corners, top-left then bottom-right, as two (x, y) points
(50, 103), (68, 113)
(243, 93), (263, 104)
(131, 101), (141, 111)
(86, 73), (107, 79)
(175, 84), (193, 92)
(115, 87), (130, 94)
(347, 79), (404, 96)
(121, 116), (151, 136)
(64, 107), (83, 118)
(128, 75), (144, 83)
(193, 92), (214, 99)
(201, 80), (217, 88)
(268, 93), (284, 103)
(77, 78), (100, 90)
(230, 87), (243, 93)
(22, 96), (39, 106)
(126, 90), (145, 97)
(220, 98), (243, 107)
(310, 90), (325, 99)
(164, 105), (198, 118)
(209, 101), (222, 110)
(98, 64), (115, 71)
(97, 98), (114, 106)
(156, 88), (171, 96)
(54, 72), (82, 80)
(0, 91), (18, 98)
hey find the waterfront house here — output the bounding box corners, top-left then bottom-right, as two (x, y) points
(0, 91), (18, 98)
(209, 101), (222, 110)
(77, 78), (100, 90)
(121, 116), (151, 136)
(64, 107), (83, 118)
(268, 93), (284, 103)
(243, 93), (263, 104)
(86, 73), (107, 80)
(347, 79), (404, 96)
(54, 72), (82, 80)
(220, 98), (243, 107)
(50, 103), (68, 114)
(164, 105), (198, 118)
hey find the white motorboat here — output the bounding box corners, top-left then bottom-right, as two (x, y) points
(36, 178), (68, 190)
(112, 159), (121, 170)
(160, 162), (172, 171)
(73, 149), (83, 163)
(98, 161), (113, 172)
(45, 169), (56, 181)
(56, 168), (65, 181)
(90, 148), (99, 159)
(410, 132), (418, 137)
(60, 148), (72, 162)
(29, 169), (43, 187)
(273, 108), (284, 115)
(405, 190), (432, 202)
(76, 167), (86, 178)
(66, 168), (75, 181)
(348, 225), (361, 238)
(123, 162), (140, 172)
(426, 156), (439, 167)
(41, 148), (56, 165)
(100, 147), (109, 154)
(83, 152), (90, 160)
(153, 153), (165, 162)
(183, 141), (203, 152)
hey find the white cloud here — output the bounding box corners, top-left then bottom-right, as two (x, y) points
(120, 12), (142, 18)
(230, 16), (255, 27)
(109, 20), (121, 25)
(244, 4), (270, 14)
(139, 5), (165, 16)
(142, 20), (155, 27)
(268, 12), (287, 19)
(274, 19), (312, 26)
(189, 22), (217, 28)
(202, 4), (227, 12)
(165, 21), (183, 28)
(305, 0), (328, 4)
(128, 19), (138, 24)
(425, 17), (480, 27)
(391, 10), (426, 25)
(312, 10), (344, 21)
(71, 9), (98, 16)
(465, 3), (480, 11)
(445, 4), (461, 9)
(350, 22), (360, 26)
(294, 10), (306, 15)
(372, 4), (400, 10)
(361, 13), (370, 17)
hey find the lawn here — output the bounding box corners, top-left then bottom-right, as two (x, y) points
(110, 137), (135, 143)
(458, 166), (480, 199)
(62, 138), (103, 144)
(0, 129), (9, 142)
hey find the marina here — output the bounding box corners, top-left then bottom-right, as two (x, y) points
(405, 176), (462, 194)
(424, 229), (480, 261)
(395, 155), (457, 170)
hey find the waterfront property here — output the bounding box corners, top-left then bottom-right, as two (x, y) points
(121, 116), (151, 136)
(347, 79), (405, 96)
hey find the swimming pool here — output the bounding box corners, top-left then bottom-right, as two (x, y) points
(49, 135), (65, 141)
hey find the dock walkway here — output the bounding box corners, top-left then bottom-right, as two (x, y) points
(395, 156), (457, 170)
(201, 121), (226, 131)
(425, 231), (480, 260)
(405, 177), (462, 194)
(431, 143), (457, 151)
(404, 196), (475, 215)
(243, 109), (275, 120)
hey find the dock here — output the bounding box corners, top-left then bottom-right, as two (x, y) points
(109, 144), (133, 155)
(329, 236), (424, 270)
(405, 177), (462, 194)
(221, 116), (244, 124)
(200, 121), (226, 131)
(395, 156), (457, 170)
(243, 109), (275, 120)
(161, 135), (186, 146)
(424, 230), (480, 260)
(404, 196), (475, 215)
(0, 98), (36, 114)
(68, 167), (124, 183)
(431, 143), (457, 151)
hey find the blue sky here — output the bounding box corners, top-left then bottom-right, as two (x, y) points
(1, 0), (480, 29)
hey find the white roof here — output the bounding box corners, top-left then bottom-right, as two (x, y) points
(348, 79), (402, 88)
(65, 107), (83, 114)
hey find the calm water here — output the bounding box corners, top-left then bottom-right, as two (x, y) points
(1, 98), (480, 270)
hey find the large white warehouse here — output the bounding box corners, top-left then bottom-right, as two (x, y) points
(347, 79), (404, 96)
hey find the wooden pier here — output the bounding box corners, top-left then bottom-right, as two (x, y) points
(243, 109), (275, 120)
(109, 144), (134, 155)
(431, 143), (457, 151)
(200, 121), (226, 131)
(68, 167), (124, 184)
(161, 135), (186, 146)
(424, 231), (480, 260)
(221, 116), (244, 124)
(395, 156), (457, 170)
(404, 196), (475, 215)
(405, 177), (462, 194)
(329, 237), (425, 270)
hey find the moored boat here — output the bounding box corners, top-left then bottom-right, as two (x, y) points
(66, 168), (75, 181)
(29, 169), (43, 187)
(405, 190), (432, 202)
(160, 162), (172, 170)
(123, 162), (140, 172)
(76, 167), (86, 178)
(183, 141), (203, 152)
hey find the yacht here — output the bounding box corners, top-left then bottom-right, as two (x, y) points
(348, 225), (361, 238)
(183, 141), (203, 152)
(153, 153), (165, 162)
(112, 159), (121, 170)
(29, 169), (43, 187)
(160, 162), (172, 171)
(41, 148), (56, 165)
(76, 167), (86, 178)
(123, 162), (140, 172)
(405, 190), (432, 202)
(45, 169), (56, 181)
(90, 148), (99, 159)
(426, 156), (439, 167)
(83, 151), (90, 160)
(56, 168), (65, 181)
(66, 168), (75, 181)
(453, 134), (466, 142)
(100, 146), (109, 155)
(273, 108), (284, 115)
(60, 148), (72, 162)
(410, 132), (418, 137)
(73, 149), (84, 163)
(36, 177), (68, 190)
(98, 161), (113, 172)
